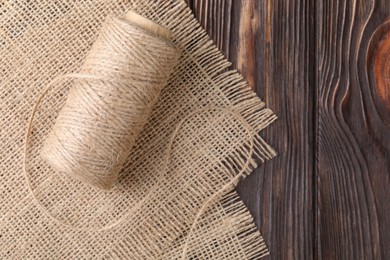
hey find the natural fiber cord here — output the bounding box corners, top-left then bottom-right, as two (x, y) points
(0, 0), (277, 259)
(40, 15), (180, 189)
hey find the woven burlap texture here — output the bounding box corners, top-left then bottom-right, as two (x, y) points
(0, 0), (277, 259)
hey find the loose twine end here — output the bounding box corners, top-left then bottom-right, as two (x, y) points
(22, 11), (256, 259)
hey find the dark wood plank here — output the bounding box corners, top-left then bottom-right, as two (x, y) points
(316, 0), (390, 259)
(188, 1), (315, 259)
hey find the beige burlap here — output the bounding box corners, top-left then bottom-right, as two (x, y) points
(0, 0), (277, 259)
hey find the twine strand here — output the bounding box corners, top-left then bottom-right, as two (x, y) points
(180, 111), (254, 259)
(22, 12), (256, 257)
(24, 77), (254, 235)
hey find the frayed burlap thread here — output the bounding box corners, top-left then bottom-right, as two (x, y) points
(0, 0), (277, 259)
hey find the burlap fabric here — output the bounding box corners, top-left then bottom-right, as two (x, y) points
(0, 0), (277, 259)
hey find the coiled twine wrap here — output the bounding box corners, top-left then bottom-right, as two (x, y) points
(41, 13), (180, 189)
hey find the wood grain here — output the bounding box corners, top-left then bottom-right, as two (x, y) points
(316, 0), (390, 259)
(188, 0), (315, 259)
(188, 0), (390, 259)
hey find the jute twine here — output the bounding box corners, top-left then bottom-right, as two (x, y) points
(22, 11), (259, 258)
(24, 16), (255, 256)
(40, 13), (180, 190)
(25, 93), (254, 253)
(1, 1), (277, 258)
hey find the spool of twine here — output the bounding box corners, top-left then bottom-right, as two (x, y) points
(41, 12), (180, 190)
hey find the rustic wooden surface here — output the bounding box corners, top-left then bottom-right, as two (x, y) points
(188, 0), (389, 259)
(316, 0), (390, 259)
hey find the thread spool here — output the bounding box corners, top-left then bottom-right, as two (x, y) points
(41, 12), (180, 190)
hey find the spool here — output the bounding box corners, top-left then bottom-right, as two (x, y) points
(41, 11), (180, 190)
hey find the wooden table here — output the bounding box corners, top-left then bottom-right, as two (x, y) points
(188, 1), (390, 259)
